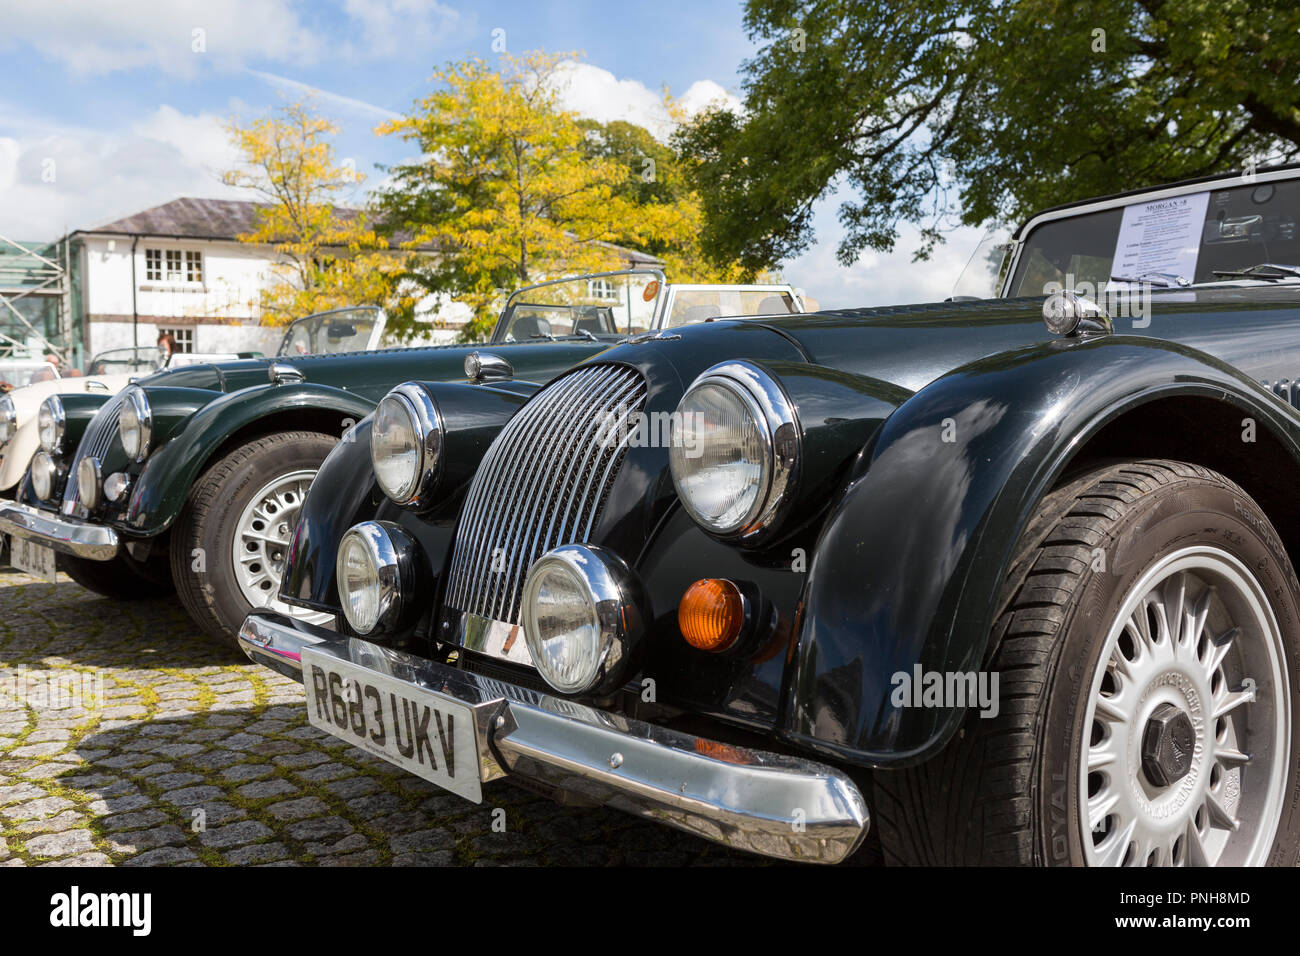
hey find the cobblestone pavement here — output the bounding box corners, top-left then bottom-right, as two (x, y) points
(0, 568), (757, 866)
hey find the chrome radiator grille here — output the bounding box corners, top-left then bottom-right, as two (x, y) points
(445, 363), (647, 625)
(62, 392), (126, 512)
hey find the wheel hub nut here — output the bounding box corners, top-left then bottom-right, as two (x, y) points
(1141, 702), (1196, 787)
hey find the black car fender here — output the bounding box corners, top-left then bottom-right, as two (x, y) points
(780, 334), (1300, 768)
(121, 383), (374, 535)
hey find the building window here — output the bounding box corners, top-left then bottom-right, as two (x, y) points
(588, 278), (619, 301)
(143, 248), (204, 285)
(159, 327), (194, 354)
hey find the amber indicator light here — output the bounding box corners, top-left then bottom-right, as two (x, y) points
(678, 579), (745, 652)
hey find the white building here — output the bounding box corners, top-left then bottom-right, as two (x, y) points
(70, 197), (368, 358)
(64, 197), (663, 365)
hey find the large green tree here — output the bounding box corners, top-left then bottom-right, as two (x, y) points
(678, 0), (1300, 271)
(372, 53), (746, 340)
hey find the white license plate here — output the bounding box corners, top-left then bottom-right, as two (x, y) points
(8, 536), (56, 583)
(300, 647), (482, 802)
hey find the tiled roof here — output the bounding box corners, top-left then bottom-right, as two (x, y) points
(83, 197), (365, 241)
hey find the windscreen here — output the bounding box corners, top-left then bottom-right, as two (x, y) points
(495, 273), (662, 341)
(277, 307), (381, 356)
(0, 361), (59, 389)
(663, 289), (798, 327)
(1007, 178), (1300, 297)
(86, 347), (165, 376)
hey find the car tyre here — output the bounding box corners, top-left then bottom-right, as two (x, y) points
(874, 459), (1300, 866)
(170, 430), (336, 644)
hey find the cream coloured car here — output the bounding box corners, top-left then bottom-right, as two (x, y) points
(0, 348), (245, 496)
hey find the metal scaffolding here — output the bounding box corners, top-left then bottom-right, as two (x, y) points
(0, 233), (72, 363)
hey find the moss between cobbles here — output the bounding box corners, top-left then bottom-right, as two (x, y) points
(0, 570), (748, 866)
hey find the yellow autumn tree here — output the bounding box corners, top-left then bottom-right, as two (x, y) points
(223, 99), (406, 325)
(374, 52), (749, 341)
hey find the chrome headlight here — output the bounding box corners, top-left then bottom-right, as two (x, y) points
(77, 457), (102, 510)
(669, 361), (800, 538)
(30, 451), (57, 501)
(119, 386), (152, 462)
(103, 471), (131, 503)
(38, 395), (66, 453)
(0, 395), (16, 444)
(522, 544), (643, 695)
(370, 383), (442, 507)
(336, 521), (416, 635)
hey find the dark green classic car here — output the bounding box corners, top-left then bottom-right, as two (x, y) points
(240, 165), (1300, 867)
(0, 273), (804, 642)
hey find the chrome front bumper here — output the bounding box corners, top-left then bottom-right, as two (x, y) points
(0, 501), (119, 560)
(239, 610), (870, 864)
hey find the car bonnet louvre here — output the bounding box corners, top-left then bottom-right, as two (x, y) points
(444, 363), (647, 626)
(62, 392), (127, 513)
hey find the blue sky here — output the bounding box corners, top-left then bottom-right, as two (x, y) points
(0, 0), (981, 307)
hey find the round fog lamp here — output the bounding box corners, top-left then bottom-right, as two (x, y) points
(103, 472), (131, 503)
(335, 521), (411, 634)
(30, 451), (57, 501)
(522, 544), (642, 695)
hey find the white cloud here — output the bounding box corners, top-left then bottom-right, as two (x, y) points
(341, 0), (465, 58)
(677, 80), (741, 118)
(132, 106), (243, 180)
(0, 106), (245, 239)
(785, 196), (986, 310)
(1, 0), (475, 76)
(0, 0), (321, 77)
(550, 62), (742, 141)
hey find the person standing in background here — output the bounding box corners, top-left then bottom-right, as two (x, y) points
(157, 332), (177, 363)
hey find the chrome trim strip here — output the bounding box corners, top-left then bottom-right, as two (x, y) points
(0, 501), (119, 560)
(460, 612), (532, 665)
(238, 610), (870, 864)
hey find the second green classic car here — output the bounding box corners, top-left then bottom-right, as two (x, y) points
(0, 273), (804, 642)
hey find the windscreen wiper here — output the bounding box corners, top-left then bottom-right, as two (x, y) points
(1210, 263), (1300, 281)
(1108, 272), (1191, 288)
